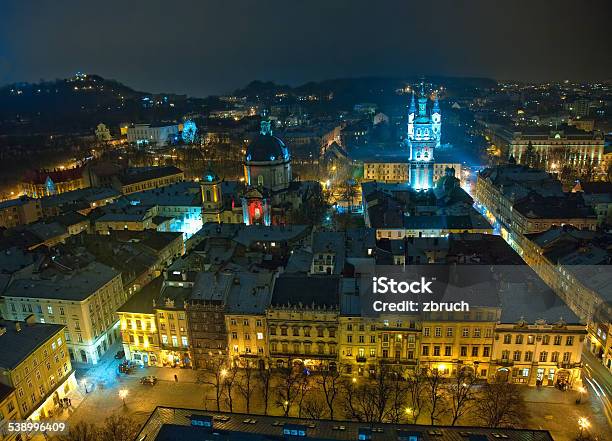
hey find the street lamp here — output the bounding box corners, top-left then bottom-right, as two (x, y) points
(352, 377), (357, 383)
(220, 368), (228, 377)
(119, 389), (128, 405)
(576, 386), (586, 404)
(577, 417), (590, 439)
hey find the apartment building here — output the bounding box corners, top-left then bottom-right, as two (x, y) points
(476, 163), (596, 253)
(0, 197), (42, 229)
(0, 317), (77, 421)
(267, 275), (340, 370)
(0, 383), (20, 440)
(2, 262), (124, 365)
(225, 270), (275, 369)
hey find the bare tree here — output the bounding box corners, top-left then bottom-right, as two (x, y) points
(303, 396), (326, 419)
(387, 368), (408, 423)
(275, 366), (301, 416)
(317, 366), (342, 419)
(53, 421), (98, 441)
(296, 373), (312, 418)
(405, 369), (427, 424)
(257, 363), (273, 415)
(223, 363), (239, 412)
(447, 368), (478, 426)
(475, 381), (527, 428)
(342, 368), (392, 423)
(237, 360), (256, 413)
(424, 368), (447, 425)
(342, 377), (379, 423)
(97, 415), (139, 441)
(198, 357), (226, 411)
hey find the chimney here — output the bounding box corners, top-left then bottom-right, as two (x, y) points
(15, 322), (22, 332)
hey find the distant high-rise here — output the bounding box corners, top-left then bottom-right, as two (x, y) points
(407, 86), (441, 190)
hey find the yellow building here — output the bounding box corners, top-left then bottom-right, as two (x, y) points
(225, 270), (275, 369)
(226, 314), (268, 368)
(0, 384), (20, 440)
(0, 317), (77, 421)
(338, 315), (420, 378)
(2, 262), (125, 365)
(118, 277), (192, 368)
(267, 275), (340, 370)
(363, 161), (463, 186)
(492, 320), (585, 387)
(156, 290), (191, 368)
(118, 279), (161, 367)
(419, 308), (498, 379)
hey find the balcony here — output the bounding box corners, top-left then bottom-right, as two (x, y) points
(558, 361), (581, 369)
(356, 356), (367, 363)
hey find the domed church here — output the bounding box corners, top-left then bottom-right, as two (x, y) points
(201, 119), (320, 227)
(244, 121), (292, 192)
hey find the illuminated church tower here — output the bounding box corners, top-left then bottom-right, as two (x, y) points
(407, 86), (441, 190)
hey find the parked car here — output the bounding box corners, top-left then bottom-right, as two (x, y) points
(118, 361), (134, 374)
(140, 375), (157, 386)
(114, 350), (125, 359)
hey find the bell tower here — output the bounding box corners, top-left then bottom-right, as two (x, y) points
(407, 83), (438, 191)
(200, 170), (223, 223)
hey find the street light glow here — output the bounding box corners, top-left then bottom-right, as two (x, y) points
(119, 389), (129, 400)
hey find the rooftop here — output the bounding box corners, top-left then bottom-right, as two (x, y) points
(225, 269), (275, 314)
(138, 407), (554, 441)
(117, 276), (164, 314)
(4, 261), (120, 301)
(0, 318), (64, 370)
(118, 166), (183, 186)
(40, 186), (120, 209)
(271, 274), (340, 309)
(124, 180), (202, 207)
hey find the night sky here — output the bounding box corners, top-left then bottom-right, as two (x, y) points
(1, 0), (610, 97)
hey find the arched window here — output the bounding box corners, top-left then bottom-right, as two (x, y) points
(205, 190), (212, 201)
(257, 175), (264, 186)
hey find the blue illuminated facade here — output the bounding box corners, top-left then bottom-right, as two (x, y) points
(407, 86), (442, 190)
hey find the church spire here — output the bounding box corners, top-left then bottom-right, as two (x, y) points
(409, 91), (416, 114)
(433, 92), (440, 114)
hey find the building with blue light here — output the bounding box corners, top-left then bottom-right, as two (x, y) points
(407, 86), (441, 191)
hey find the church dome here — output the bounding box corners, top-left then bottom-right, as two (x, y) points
(245, 121), (290, 163)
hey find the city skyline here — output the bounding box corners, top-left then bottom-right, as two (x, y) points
(0, 0), (611, 97)
(0, 3), (610, 440)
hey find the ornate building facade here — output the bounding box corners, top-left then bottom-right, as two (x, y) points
(407, 88), (441, 191)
